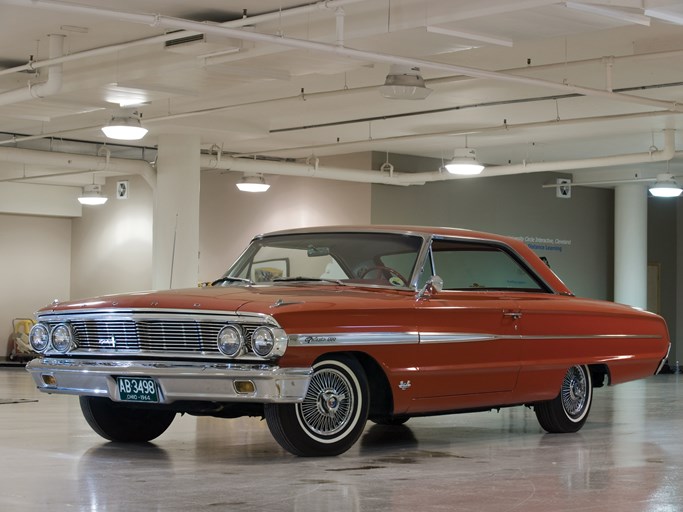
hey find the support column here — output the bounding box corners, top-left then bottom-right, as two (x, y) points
(614, 183), (647, 308)
(153, 134), (200, 289)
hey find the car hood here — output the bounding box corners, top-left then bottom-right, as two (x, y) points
(41, 284), (412, 318)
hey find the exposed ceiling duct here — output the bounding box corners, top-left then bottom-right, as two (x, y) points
(2, 0), (681, 113)
(0, 146), (155, 188)
(0, 0), (682, 199)
(200, 129), (676, 185)
(0, 34), (63, 106)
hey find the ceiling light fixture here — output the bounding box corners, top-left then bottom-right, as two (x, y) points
(649, 173), (683, 197)
(236, 174), (270, 193)
(101, 109), (148, 140)
(444, 147), (485, 175)
(379, 65), (432, 100)
(78, 183), (108, 205)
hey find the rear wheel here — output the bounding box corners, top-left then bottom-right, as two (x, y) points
(535, 365), (592, 433)
(265, 355), (369, 456)
(79, 396), (176, 442)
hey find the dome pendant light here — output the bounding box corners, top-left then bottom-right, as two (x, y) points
(444, 148), (485, 175)
(101, 109), (148, 140)
(78, 184), (108, 205)
(78, 174), (108, 205)
(236, 174), (270, 193)
(649, 173), (683, 198)
(379, 65), (432, 100)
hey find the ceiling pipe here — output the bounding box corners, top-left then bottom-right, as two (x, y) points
(0, 34), (64, 106)
(0, 0), (683, 112)
(1, 13), (683, 145)
(236, 109), (679, 158)
(3, 0), (681, 113)
(396, 129), (677, 184)
(0, 0), (365, 78)
(200, 154), (413, 186)
(0, 146), (156, 188)
(201, 129), (676, 186)
(0, 129), (675, 189)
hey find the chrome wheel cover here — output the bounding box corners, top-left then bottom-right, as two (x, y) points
(561, 366), (588, 419)
(299, 367), (354, 436)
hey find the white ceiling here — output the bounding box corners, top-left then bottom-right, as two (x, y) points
(2, 0), (683, 188)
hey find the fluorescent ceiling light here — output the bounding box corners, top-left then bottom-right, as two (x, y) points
(565, 2), (651, 26)
(379, 65), (432, 100)
(426, 26), (513, 47)
(644, 8), (683, 25)
(444, 148), (485, 175)
(649, 173), (683, 197)
(78, 184), (108, 205)
(101, 110), (148, 140)
(236, 175), (270, 193)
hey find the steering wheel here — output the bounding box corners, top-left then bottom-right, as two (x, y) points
(359, 266), (408, 287)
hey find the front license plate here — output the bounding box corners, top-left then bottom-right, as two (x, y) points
(116, 376), (159, 403)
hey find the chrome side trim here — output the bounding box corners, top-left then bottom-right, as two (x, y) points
(419, 333), (503, 344)
(288, 332), (418, 347)
(26, 358), (311, 404)
(288, 331), (664, 347)
(520, 334), (664, 340)
(419, 332), (664, 344)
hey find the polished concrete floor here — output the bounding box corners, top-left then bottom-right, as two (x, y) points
(1, 367), (682, 512)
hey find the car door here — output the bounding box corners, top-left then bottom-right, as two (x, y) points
(409, 238), (530, 411)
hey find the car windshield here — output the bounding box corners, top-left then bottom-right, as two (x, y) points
(220, 232), (425, 289)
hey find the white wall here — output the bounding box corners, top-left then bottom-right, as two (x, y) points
(0, 214), (71, 358)
(70, 175), (154, 299)
(199, 171), (372, 281)
(0, 161), (371, 355)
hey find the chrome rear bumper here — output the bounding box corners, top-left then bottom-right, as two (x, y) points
(26, 358), (311, 404)
(655, 343), (672, 375)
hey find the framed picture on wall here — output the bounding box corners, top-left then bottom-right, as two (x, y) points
(251, 258), (290, 282)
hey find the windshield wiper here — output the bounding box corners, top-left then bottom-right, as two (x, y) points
(211, 276), (254, 286)
(273, 277), (344, 285)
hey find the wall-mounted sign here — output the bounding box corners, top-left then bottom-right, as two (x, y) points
(116, 180), (129, 200)
(557, 178), (571, 199)
(512, 235), (572, 253)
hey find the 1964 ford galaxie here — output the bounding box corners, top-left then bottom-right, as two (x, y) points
(27, 226), (670, 456)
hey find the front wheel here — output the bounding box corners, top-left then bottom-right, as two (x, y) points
(265, 355), (369, 456)
(535, 365), (593, 433)
(79, 396), (176, 442)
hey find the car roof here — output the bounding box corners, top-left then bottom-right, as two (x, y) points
(260, 225), (519, 245)
(256, 225), (572, 295)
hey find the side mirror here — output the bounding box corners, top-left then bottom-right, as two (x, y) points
(416, 275), (443, 300)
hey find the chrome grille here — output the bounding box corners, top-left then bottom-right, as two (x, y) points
(55, 319), (259, 355)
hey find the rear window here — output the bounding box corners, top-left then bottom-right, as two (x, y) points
(430, 239), (545, 292)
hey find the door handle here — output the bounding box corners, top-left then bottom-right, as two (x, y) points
(503, 311), (523, 320)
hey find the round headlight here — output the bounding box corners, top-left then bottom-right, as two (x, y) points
(51, 323), (74, 353)
(29, 323), (50, 353)
(252, 326), (275, 357)
(217, 325), (243, 357)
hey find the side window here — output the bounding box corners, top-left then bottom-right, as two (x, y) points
(431, 239), (544, 291)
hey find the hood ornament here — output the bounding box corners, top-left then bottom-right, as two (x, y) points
(271, 298), (304, 308)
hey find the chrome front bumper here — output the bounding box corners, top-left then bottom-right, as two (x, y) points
(26, 358), (312, 404)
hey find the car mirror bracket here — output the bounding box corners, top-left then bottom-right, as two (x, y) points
(416, 275), (443, 300)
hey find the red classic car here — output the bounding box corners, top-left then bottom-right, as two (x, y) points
(27, 226), (670, 456)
